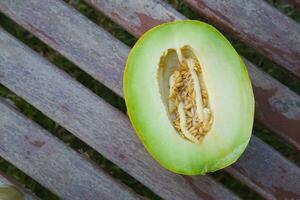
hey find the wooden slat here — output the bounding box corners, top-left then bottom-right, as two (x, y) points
(0, 100), (141, 200)
(0, 171), (39, 200)
(226, 137), (300, 200)
(1, 0), (299, 153)
(244, 59), (300, 150)
(183, 0), (300, 78)
(0, 28), (240, 200)
(0, 1), (299, 199)
(84, 0), (182, 38)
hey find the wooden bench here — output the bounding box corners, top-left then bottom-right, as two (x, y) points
(0, 0), (299, 199)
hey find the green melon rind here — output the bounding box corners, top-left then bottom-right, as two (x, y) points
(124, 20), (254, 175)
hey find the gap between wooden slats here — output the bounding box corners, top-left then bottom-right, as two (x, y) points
(0, 0), (299, 199)
(0, 99), (141, 200)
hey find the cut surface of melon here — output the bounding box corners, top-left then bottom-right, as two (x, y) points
(124, 20), (254, 175)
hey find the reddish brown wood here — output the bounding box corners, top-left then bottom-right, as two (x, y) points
(82, 1), (300, 150)
(245, 59), (300, 151)
(84, 0), (181, 38)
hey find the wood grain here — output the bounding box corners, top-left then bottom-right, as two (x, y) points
(0, 100), (141, 200)
(0, 28), (240, 200)
(0, 0), (126, 97)
(85, 0), (181, 38)
(0, 171), (39, 200)
(0, 0), (299, 199)
(182, 0), (300, 78)
(1, 0), (299, 152)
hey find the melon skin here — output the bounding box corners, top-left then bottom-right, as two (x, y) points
(124, 20), (254, 175)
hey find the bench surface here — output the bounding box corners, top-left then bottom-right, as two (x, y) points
(0, 0), (299, 199)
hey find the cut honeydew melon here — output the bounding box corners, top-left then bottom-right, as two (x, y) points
(124, 20), (254, 175)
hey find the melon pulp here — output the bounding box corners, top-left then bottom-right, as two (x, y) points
(124, 20), (254, 175)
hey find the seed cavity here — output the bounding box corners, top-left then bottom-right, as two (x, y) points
(158, 45), (213, 144)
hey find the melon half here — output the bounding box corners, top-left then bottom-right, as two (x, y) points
(124, 20), (254, 175)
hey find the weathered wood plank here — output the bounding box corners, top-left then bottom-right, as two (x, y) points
(0, 100), (141, 200)
(0, 0), (126, 97)
(1, 1), (299, 199)
(244, 59), (300, 150)
(226, 137), (300, 200)
(88, 0), (182, 38)
(0, 171), (39, 200)
(1, 0), (299, 152)
(84, 0), (181, 38)
(0, 28), (240, 200)
(182, 0), (300, 78)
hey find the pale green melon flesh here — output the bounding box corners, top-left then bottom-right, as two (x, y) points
(124, 20), (254, 175)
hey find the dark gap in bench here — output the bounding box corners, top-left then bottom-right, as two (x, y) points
(209, 171), (263, 200)
(65, 0), (137, 47)
(165, 0), (300, 95)
(266, 0), (300, 22)
(253, 122), (300, 166)
(0, 154), (59, 200)
(0, 15), (162, 200)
